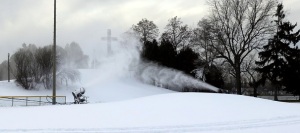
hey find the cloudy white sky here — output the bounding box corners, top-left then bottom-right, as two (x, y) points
(0, 0), (299, 63)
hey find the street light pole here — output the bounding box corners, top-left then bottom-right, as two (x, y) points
(52, 0), (57, 105)
(8, 53), (10, 82)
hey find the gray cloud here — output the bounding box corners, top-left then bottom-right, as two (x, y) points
(0, 0), (299, 63)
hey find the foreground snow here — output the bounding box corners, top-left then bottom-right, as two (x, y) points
(0, 93), (299, 133)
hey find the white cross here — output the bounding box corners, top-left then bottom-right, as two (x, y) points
(101, 29), (117, 56)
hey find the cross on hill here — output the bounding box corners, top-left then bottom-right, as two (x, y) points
(101, 29), (117, 56)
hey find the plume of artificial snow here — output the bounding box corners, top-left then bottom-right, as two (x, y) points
(133, 62), (219, 92)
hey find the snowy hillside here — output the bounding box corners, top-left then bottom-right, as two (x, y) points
(0, 69), (300, 133)
(1, 67), (300, 132)
(0, 69), (173, 103)
(1, 41), (300, 132)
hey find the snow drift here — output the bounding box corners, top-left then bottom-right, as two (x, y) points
(0, 93), (300, 133)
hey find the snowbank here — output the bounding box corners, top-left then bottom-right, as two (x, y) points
(0, 93), (299, 132)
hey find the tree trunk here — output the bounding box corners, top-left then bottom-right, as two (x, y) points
(274, 86), (278, 101)
(235, 65), (242, 95)
(254, 87), (257, 97)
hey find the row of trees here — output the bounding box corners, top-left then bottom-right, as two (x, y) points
(131, 0), (300, 98)
(0, 42), (89, 90)
(132, 16), (225, 90)
(142, 39), (224, 89)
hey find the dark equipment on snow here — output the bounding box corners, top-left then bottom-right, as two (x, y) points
(72, 87), (87, 104)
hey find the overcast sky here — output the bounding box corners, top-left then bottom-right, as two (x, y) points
(0, 0), (299, 63)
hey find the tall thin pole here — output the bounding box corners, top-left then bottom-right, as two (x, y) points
(8, 53), (10, 82)
(52, 0), (57, 105)
(107, 29), (112, 56)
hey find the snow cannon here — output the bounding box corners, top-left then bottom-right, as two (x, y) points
(72, 87), (88, 104)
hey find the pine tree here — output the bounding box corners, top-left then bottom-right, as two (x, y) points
(256, 3), (300, 100)
(283, 52), (300, 98)
(176, 47), (199, 76)
(141, 39), (159, 62)
(158, 39), (177, 69)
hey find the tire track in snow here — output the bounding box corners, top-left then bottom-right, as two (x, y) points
(2, 115), (300, 133)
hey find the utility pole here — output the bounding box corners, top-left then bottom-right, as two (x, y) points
(8, 53), (10, 82)
(52, 0), (57, 105)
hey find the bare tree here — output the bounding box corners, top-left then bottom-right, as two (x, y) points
(242, 54), (262, 97)
(0, 61), (8, 80)
(65, 42), (89, 69)
(132, 18), (159, 43)
(161, 16), (192, 50)
(57, 68), (80, 86)
(191, 18), (219, 75)
(13, 49), (36, 89)
(193, 19), (215, 62)
(35, 46), (53, 89)
(208, 0), (276, 94)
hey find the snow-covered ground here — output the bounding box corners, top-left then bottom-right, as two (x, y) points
(0, 89), (300, 132)
(1, 42), (299, 132)
(1, 69), (300, 133)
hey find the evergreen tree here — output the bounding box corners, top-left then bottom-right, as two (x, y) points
(283, 54), (300, 97)
(194, 60), (224, 89)
(141, 39), (159, 62)
(158, 39), (177, 68)
(205, 65), (224, 89)
(256, 3), (300, 100)
(176, 47), (198, 76)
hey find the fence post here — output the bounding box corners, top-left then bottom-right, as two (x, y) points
(11, 97), (13, 107)
(39, 97), (41, 106)
(26, 97), (28, 106)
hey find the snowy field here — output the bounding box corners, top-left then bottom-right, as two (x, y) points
(0, 88), (300, 132)
(1, 69), (300, 133)
(1, 43), (300, 132)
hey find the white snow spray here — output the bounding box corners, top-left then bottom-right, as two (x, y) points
(133, 62), (219, 92)
(84, 32), (219, 92)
